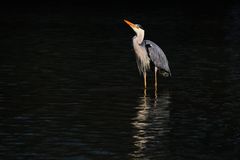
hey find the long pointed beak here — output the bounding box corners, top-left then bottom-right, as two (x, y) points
(124, 19), (138, 29)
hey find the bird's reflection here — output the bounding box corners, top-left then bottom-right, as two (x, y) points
(130, 89), (171, 158)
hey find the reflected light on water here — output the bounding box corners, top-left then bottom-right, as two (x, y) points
(130, 90), (171, 158)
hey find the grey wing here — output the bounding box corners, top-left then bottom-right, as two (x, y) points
(144, 40), (171, 76)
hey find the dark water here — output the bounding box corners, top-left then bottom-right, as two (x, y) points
(1, 2), (240, 160)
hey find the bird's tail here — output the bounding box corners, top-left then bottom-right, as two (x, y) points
(159, 70), (171, 77)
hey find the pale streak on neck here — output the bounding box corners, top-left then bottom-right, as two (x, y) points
(132, 29), (150, 74)
(135, 29), (144, 44)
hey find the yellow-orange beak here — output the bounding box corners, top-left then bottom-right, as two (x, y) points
(124, 19), (138, 29)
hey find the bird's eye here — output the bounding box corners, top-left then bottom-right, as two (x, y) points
(135, 24), (143, 29)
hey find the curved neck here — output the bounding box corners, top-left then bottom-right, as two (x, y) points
(135, 29), (144, 44)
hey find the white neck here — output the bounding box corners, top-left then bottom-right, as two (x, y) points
(132, 29), (150, 74)
(134, 28), (145, 44)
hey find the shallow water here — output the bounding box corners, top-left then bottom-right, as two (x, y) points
(1, 3), (240, 160)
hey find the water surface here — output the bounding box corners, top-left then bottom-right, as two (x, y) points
(1, 3), (240, 160)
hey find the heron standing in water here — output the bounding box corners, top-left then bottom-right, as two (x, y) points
(124, 19), (171, 89)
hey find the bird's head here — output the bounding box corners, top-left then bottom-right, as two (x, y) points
(124, 19), (144, 36)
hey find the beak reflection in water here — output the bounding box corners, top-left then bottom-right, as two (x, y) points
(130, 90), (171, 158)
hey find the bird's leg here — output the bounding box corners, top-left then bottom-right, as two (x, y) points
(155, 67), (158, 89)
(143, 72), (147, 89)
(154, 88), (158, 99)
(144, 88), (147, 97)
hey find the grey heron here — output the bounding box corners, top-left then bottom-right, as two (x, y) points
(124, 19), (171, 89)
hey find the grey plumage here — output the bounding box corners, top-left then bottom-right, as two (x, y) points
(144, 40), (171, 77)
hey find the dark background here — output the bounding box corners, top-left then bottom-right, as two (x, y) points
(1, 0), (240, 160)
